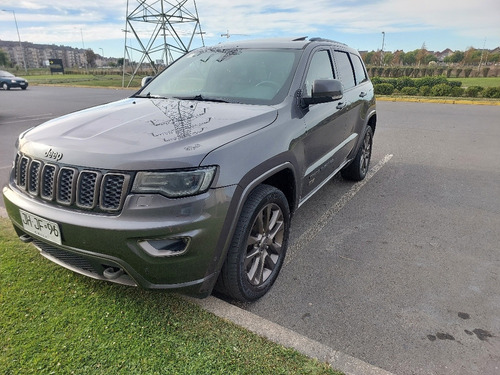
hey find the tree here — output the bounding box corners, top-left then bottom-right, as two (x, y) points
(85, 49), (97, 67)
(424, 54), (438, 64)
(0, 49), (10, 66)
(383, 51), (394, 65)
(489, 53), (500, 63)
(463, 48), (482, 65)
(362, 51), (374, 65)
(416, 45), (429, 66)
(444, 50), (464, 64)
(402, 50), (417, 65)
(391, 50), (403, 66)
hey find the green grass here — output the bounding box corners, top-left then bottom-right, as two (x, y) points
(26, 74), (142, 88)
(0, 218), (340, 375)
(448, 76), (500, 88)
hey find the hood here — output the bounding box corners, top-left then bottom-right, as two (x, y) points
(19, 98), (278, 170)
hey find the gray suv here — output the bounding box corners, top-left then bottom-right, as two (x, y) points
(3, 37), (376, 302)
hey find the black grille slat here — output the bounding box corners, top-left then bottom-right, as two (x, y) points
(13, 154), (129, 213)
(100, 174), (128, 211)
(41, 164), (57, 200)
(57, 167), (76, 205)
(18, 156), (29, 188)
(14, 153), (20, 183)
(28, 160), (42, 194)
(77, 171), (100, 209)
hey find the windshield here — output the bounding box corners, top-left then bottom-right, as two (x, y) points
(0, 71), (15, 77)
(137, 48), (301, 105)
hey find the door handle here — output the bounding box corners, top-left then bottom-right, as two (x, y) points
(359, 91), (367, 98)
(336, 102), (347, 109)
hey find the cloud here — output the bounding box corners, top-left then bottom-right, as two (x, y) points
(1, 0), (499, 53)
(197, 0), (500, 38)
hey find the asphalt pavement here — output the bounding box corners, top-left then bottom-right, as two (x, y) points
(1, 86), (499, 374)
(241, 100), (500, 374)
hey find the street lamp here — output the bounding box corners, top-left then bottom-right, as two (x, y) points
(380, 31), (386, 66)
(2, 9), (27, 73)
(99, 48), (105, 67)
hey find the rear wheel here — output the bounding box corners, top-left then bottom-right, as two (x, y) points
(217, 184), (290, 302)
(2, 83), (9, 90)
(341, 126), (373, 181)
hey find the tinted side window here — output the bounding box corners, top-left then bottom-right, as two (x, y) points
(351, 53), (368, 84)
(304, 50), (335, 97)
(333, 51), (355, 90)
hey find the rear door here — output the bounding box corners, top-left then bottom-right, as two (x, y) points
(332, 50), (371, 155)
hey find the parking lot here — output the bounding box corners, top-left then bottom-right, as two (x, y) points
(1, 87), (499, 374)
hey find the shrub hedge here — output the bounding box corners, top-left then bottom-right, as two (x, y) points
(374, 83), (395, 95)
(372, 75), (499, 98)
(483, 87), (500, 98)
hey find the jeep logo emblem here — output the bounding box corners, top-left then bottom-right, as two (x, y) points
(44, 148), (63, 161)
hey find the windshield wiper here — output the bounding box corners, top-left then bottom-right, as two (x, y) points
(175, 95), (229, 103)
(132, 92), (170, 99)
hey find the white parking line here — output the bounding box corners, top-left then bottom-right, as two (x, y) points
(286, 154), (393, 265)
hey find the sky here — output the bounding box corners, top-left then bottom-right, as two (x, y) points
(1, 0), (499, 61)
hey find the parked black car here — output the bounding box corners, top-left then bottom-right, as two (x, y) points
(0, 70), (28, 90)
(3, 37), (376, 302)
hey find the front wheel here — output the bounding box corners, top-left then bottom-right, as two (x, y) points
(2, 83), (9, 90)
(217, 184), (290, 302)
(341, 126), (373, 181)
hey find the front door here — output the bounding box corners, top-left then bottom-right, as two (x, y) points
(301, 48), (351, 200)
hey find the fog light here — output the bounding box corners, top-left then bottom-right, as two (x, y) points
(138, 237), (190, 257)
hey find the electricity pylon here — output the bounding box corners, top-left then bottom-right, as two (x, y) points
(122, 0), (204, 87)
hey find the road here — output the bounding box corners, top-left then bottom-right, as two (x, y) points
(1, 86), (499, 374)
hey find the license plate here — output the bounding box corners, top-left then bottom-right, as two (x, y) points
(20, 210), (62, 245)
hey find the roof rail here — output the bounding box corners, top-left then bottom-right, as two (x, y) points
(309, 37), (347, 46)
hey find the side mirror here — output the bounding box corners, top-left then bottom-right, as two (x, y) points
(302, 79), (344, 106)
(312, 79), (343, 100)
(141, 76), (154, 87)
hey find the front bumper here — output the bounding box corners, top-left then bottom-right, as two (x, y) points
(3, 183), (237, 297)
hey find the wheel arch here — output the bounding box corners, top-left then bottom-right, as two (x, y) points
(367, 111), (377, 135)
(207, 159), (299, 291)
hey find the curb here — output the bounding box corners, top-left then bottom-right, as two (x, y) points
(188, 296), (394, 375)
(376, 96), (500, 106)
(0, 206), (7, 218)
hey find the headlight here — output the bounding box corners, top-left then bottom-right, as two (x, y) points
(132, 166), (216, 198)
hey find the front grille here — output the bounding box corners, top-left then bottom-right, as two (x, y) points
(13, 153), (131, 213)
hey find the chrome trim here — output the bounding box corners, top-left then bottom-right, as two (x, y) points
(305, 133), (358, 176)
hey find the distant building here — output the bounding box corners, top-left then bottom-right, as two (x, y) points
(434, 48), (454, 62)
(0, 40), (115, 69)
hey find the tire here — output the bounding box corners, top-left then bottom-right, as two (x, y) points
(341, 126), (373, 181)
(2, 83), (9, 90)
(217, 184), (290, 302)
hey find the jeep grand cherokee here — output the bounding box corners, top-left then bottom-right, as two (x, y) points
(3, 37), (376, 302)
